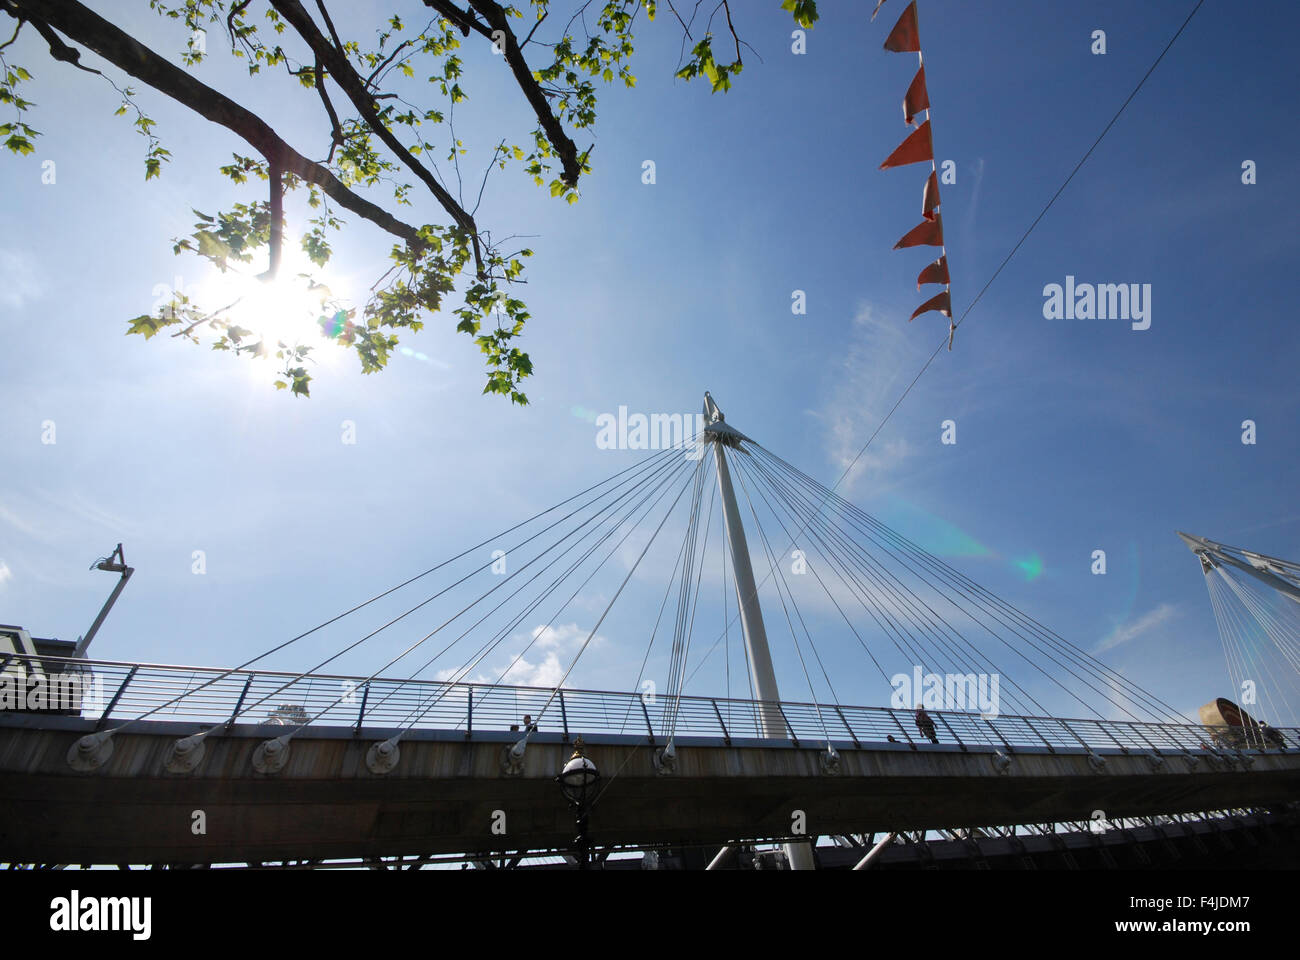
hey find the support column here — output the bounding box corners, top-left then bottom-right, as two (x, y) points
(703, 392), (816, 872)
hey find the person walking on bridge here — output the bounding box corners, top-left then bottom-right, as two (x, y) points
(915, 705), (939, 744)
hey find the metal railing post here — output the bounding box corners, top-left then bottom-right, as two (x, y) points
(1127, 721), (1164, 756)
(775, 702), (799, 746)
(933, 712), (965, 750)
(558, 689), (569, 742)
(887, 709), (919, 750)
(354, 682), (370, 734)
(640, 697), (656, 744)
(982, 715), (1014, 754)
(711, 699), (731, 745)
(833, 705), (860, 749)
(1020, 716), (1055, 753)
(225, 675), (254, 732)
(1092, 719), (1129, 753)
(466, 684), (473, 740)
(94, 665), (138, 730)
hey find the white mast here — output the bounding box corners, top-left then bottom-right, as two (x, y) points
(703, 392), (817, 871)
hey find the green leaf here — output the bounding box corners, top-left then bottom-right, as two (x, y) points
(126, 315), (161, 339)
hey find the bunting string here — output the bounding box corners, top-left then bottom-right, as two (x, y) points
(876, 0), (955, 349)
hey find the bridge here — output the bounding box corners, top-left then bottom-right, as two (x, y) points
(2, 394), (1298, 869)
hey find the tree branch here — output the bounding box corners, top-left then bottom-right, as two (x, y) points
(267, 0), (484, 274)
(467, 0), (583, 186)
(12, 0), (426, 250)
(265, 157), (283, 280)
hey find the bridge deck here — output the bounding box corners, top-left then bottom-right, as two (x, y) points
(2, 657), (1298, 864)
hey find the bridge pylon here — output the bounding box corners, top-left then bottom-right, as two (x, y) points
(703, 392), (817, 871)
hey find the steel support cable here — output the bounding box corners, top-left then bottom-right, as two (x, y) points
(1214, 567), (1300, 732)
(753, 445), (1184, 724)
(377, 450), (694, 705)
(104, 440), (693, 735)
(530, 458), (701, 730)
(682, 458), (915, 696)
(759, 447), (1162, 724)
(619, 511), (696, 734)
(758, 442), (1186, 722)
(1219, 571), (1300, 706)
(336, 454), (696, 739)
(668, 471), (718, 738)
(231, 446), (693, 733)
(748, 447), (1034, 700)
(742, 448), (1048, 719)
(1207, 569), (1255, 744)
(722, 502), (733, 723)
(393, 455), (700, 734)
(665, 455), (711, 736)
(662, 460), (705, 735)
(737, 448), (1044, 716)
(747, 447), (1050, 717)
(752, 447), (1046, 715)
(681, 451), (915, 698)
(664, 461), (704, 717)
(751, 450), (1109, 721)
(733, 453), (844, 710)
(665, 474), (719, 741)
(483, 454), (701, 700)
(374, 452), (697, 726)
(1212, 568), (1262, 740)
(731, 449), (846, 707)
(1218, 568), (1300, 676)
(729, 450), (834, 742)
(1217, 570), (1273, 747)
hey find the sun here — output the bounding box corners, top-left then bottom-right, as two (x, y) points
(188, 245), (358, 378)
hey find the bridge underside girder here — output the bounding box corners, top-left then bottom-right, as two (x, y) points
(3, 719), (1299, 865)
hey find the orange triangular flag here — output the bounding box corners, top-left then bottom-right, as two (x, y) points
(904, 66), (929, 125)
(871, 0), (888, 21)
(884, 1), (920, 52)
(894, 212), (943, 249)
(910, 290), (952, 321)
(917, 255), (949, 290)
(922, 169), (940, 220)
(880, 120), (933, 170)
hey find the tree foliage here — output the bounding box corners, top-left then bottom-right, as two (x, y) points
(0, 0), (816, 401)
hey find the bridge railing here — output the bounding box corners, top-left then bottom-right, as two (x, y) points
(2, 653), (1296, 754)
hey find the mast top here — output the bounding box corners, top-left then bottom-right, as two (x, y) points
(702, 392), (751, 447)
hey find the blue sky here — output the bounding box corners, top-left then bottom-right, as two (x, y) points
(1, 0), (1297, 727)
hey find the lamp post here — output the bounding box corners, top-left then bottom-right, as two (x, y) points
(556, 736), (600, 869)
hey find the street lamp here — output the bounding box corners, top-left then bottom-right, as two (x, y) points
(556, 736), (600, 869)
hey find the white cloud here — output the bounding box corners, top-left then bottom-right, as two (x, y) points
(0, 560), (11, 587)
(495, 650), (566, 687)
(1095, 603), (1177, 654)
(432, 622), (604, 688)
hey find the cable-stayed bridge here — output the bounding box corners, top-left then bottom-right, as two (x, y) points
(2, 394), (1298, 869)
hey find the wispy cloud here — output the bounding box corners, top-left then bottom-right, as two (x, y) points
(1096, 603), (1178, 654)
(0, 249), (41, 308)
(809, 303), (924, 495)
(0, 560), (11, 587)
